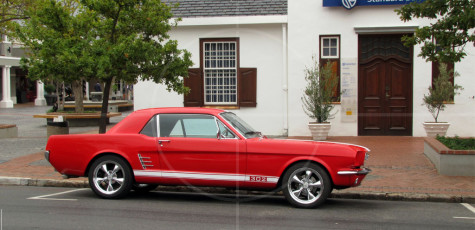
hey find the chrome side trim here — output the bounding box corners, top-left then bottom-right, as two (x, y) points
(337, 168), (372, 175)
(134, 170), (279, 184)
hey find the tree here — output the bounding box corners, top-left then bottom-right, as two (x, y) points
(0, 0), (34, 33)
(81, 0), (192, 133)
(15, 0), (193, 133)
(14, 0), (97, 112)
(396, 0), (475, 63)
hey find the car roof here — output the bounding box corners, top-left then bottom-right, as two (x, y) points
(135, 107), (225, 116)
(107, 107), (227, 134)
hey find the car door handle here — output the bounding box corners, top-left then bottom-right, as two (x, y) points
(158, 140), (171, 147)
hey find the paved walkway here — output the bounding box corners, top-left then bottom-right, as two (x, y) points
(0, 104), (474, 202)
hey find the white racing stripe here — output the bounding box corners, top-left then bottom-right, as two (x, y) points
(134, 170), (279, 183)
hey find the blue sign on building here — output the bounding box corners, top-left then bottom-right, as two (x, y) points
(323, 0), (425, 10)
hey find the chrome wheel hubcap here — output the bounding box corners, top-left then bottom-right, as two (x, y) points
(287, 168), (323, 204)
(93, 161), (125, 195)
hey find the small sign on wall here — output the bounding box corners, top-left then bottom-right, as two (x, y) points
(340, 59), (358, 122)
(323, 0), (424, 10)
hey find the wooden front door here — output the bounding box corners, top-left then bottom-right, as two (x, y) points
(358, 34), (413, 136)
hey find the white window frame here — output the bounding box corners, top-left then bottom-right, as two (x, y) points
(203, 41), (238, 105)
(320, 36), (340, 59)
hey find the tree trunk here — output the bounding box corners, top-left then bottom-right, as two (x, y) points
(72, 80), (84, 113)
(99, 77), (113, 134)
(59, 82), (65, 111)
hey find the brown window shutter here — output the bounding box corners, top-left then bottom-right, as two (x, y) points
(239, 68), (257, 107)
(183, 68), (203, 107)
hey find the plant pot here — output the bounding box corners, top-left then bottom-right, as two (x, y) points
(423, 122), (450, 137)
(308, 122), (331, 141)
(44, 94), (57, 106)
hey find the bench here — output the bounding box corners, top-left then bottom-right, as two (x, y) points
(0, 124), (18, 138)
(63, 103), (133, 112)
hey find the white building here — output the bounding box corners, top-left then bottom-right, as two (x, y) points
(0, 35), (46, 108)
(134, 0), (475, 137)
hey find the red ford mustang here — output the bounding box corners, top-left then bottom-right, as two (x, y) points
(45, 107), (370, 208)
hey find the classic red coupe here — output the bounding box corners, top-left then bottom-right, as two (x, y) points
(45, 107), (370, 208)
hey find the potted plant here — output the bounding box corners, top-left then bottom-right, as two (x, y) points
(301, 58), (339, 141)
(422, 63), (463, 137)
(44, 84), (57, 106)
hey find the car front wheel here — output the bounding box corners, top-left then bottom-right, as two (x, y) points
(88, 155), (133, 199)
(282, 162), (332, 208)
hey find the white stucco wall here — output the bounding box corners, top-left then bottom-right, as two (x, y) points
(135, 22), (288, 136)
(135, 2), (475, 137)
(287, 1), (475, 137)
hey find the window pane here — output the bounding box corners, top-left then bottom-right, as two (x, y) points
(323, 48), (329, 57)
(182, 116), (217, 138)
(169, 120), (184, 137)
(330, 47), (337, 56)
(323, 39), (329, 47)
(140, 116), (157, 137)
(331, 38), (337, 47)
(203, 41), (237, 104)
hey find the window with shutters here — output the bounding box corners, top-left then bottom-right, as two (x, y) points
(203, 41), (238, 105)
(319, 35), (341, 102)
(184, 38), (257, 108)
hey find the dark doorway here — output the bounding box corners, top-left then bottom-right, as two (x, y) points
(358, 34), (413, 136)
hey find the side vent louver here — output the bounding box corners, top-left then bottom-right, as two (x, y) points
(138, 154), (154, 169)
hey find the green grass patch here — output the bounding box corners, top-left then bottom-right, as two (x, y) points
(436, 136), (475, 150)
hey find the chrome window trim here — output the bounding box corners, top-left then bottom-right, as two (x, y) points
(215, 117), (239, 140)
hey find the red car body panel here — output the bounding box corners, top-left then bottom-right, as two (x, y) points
(46, 107), (370, 190)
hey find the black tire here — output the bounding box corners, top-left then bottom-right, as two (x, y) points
(132, 184), (158, 193)
(282, 162), (332, 208)
(88, 155), (133, 199)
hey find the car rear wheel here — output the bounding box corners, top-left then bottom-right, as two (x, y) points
(282, 162), (332, 208)
(88, 155), (133, 199)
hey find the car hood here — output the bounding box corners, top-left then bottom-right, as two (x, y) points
(246, 137), (369, 157)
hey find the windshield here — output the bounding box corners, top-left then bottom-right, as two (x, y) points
(220, 112), (261, 138)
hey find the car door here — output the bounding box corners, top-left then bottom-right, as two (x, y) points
(156, 114), (247, 187)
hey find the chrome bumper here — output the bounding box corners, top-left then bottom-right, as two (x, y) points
(337, 167), (372, 175)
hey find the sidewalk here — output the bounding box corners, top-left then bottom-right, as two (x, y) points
(1, 104), (474, 202)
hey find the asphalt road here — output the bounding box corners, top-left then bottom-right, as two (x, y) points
(0, 186), (474, 230)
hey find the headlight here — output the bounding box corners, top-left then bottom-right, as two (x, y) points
(354, 151), (368, 167)
(44, 151), (50, 162)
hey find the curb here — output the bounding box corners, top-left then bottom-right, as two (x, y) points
(1, 176), (474, 203)
(0, 177), (88, 188)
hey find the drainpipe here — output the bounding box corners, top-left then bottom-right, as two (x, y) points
(282, 23), (289, 136)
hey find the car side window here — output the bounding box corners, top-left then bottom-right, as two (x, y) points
(181, 116), (217, 138)
(158, 114), (219, 139)
(140, 115), (158, 137)
(217, 120), (236, 139)
(169, 120), (185, 137)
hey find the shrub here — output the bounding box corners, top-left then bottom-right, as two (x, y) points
(422, 63), (462, 122)
(301, 58), (339, 123)
(436, 136), (475, 150)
